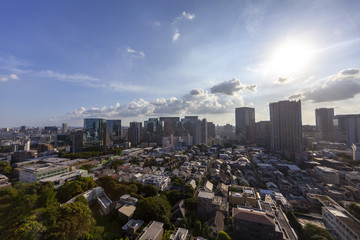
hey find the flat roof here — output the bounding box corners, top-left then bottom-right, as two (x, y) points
(138, 221), (164, 240)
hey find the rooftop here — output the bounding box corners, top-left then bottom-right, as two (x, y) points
(137, 221), (164, 240)
(232, 207), (275, 226)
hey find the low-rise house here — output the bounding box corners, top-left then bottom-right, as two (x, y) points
(215, 183), (228, 198)
(169, 228), (189, 240)
(208, 211), (225, 239)
(122, 219), (144, 235)
(204, 180), (213, 192)
(0, 174), (11, 188)
(119, 194), (138, 206)
(137, 174), (170, 191)
(232, 206), (284, 240)
(118, 204), (136, 222)
(136, 221), (164, 240)
(314, 166), (339, 185)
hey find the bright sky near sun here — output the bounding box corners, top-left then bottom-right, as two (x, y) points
(1, 0), (360, 127)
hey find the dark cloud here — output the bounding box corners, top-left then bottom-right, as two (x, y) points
(278, 77), (288, 84)
(289, 68), (360, 103)
(288, 93), (303, 100)
(341, 69), (359, 75)
(210, 78), (257, 95)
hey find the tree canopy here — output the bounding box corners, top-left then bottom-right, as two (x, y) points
(216, 231), (231, 240)
(0, 161), (11, 175)
(133, 196), (171, 227)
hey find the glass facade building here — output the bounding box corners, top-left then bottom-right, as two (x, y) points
(84, 118), (107, 148)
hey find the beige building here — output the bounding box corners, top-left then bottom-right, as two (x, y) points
(314, 166), (339, 184)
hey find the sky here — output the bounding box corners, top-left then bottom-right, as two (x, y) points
(1, 0), (360, 128)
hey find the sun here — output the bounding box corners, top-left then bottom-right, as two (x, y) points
(267, 39), (315, 76)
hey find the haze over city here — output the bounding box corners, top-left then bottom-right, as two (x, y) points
(1, 0), (360, 127)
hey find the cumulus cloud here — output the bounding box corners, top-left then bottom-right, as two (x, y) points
(126, 47), (145, 58)
(173, 29), (180, 42)
(172, 11), (195, 24)
(288, 68), (360, 102)
(58, 88), (244, 121)
(0, 73), (20, 82)
(288, 92), (303, 100)
(9, 74), (19, 80)
(210, 78), (258, 95)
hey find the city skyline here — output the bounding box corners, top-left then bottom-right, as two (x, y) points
(1, 0), (360, 127)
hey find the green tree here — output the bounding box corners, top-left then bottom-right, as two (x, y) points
(303, 224), (334, 240)
(142, 184), (158, 197)
(164, 190), (182, 206)
(75, 195), (88, 205)
(0, 161), (11, 175)
(46, 201), (96, 240)
(57, 177), (96, 203)
(194, 220), (202, 236)
(134, 196), (171, 227)
(216, 231), (231, 240)
(14, 215), (46, 240)
(347, 203), (360, 221)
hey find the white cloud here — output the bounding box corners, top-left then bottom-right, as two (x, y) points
(173, 29), (180, 42)
(126, 47), (145, 59)
(58, 88), (245, 121)
(172, 11), (195, 24)
(0, 73), (20, 82)
(210, 78), (258, 95)
(153, 21), (161, 27)
(288, 68), (360, 102)
(9, 74), (19, 80)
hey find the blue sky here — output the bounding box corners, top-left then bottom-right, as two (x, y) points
(1, 0), (360, 127)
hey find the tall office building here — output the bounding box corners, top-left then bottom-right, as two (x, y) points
(62, 123), (68, 133)
(315, 108), (334, 141)
(270, 100), (302, 152)
(159, 117), (180, 136)
(207, 122), (216, 139)
(255, 121), (271, 150)
(144, 118), (164, 144)
(83, 118), (107, 149)
(106, 119), (122, 146)
(333, 114), (360, 147)
(193, 118), (208, 145)
(128, 121), (142, 146)
(235, 107), (256, 145)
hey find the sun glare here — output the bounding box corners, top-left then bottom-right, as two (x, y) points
(267, 39), (315, 76)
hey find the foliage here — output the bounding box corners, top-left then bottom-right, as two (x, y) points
(56, 177), (96, 203)
(14, 215), (46, 240)
(97, 176), (137, 201)
(133, 196), (172, 227)
(346, 203), (360, 221)
(185, 197), (197, 211)
(216, 231), (231, 240)
(46, 201), (96, 240)
(286, 211), (303, 239)
(80, 164), (95, 172)
(302, 224), (334, 240)
(0, 161), (12, 175)
(162, 230), (174, 240)
(164, 189), (182, 206)
(60, 151), (108, 160)
(75, 195), (89, 205)
(142, 184), (158, 197)
(110, 159), (124, 170)
(194, 220), (202, 236)
(0, 146), (11, 153)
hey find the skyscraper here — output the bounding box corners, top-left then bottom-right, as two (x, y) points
(83, 118), (107, 149)
(315, 108), (334, 141)
(106, 119), (122, 146)
(144, 118), (164, 144)
(270, 100), (302, 152)
(333, 114), (360, 146)
(128, 121), (142, 146)
(235, 107), (255, 145)
(62, 123), (68, 133)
